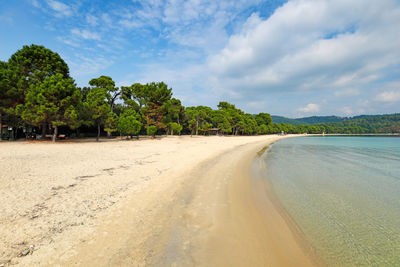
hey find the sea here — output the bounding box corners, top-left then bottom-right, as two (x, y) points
(260, 136), (400, 266)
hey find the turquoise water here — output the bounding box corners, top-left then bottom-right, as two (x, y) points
(262, 136), (400, 266)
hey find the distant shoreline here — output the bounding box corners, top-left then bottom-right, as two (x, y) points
(323, 133), (399, 136)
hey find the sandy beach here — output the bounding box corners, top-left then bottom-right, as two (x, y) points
(0, 135), (312, 266)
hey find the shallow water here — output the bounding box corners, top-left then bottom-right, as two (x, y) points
(262, 136), (400, 266)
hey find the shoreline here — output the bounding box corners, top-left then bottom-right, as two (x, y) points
(1, 135), (313, 266)
(196, 135), (314, 266)
(251, 142), (324, 266)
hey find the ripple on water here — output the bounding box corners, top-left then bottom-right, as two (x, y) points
(262, 136), (400, 266)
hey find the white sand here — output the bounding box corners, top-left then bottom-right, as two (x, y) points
(0, 135), (312, 266)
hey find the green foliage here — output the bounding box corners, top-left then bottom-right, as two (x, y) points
(211, 110), (232, 134)
(268, 114), (400, 134)
(147, 125), (157, 137)
(86, 87), (110, 141)
(86, 87), (110, 123)
(89, 76), (116, 92)
(217, 101), (246, 135)
(0, 61), (11, 112)
(271, 115), (344, 125)
(162, 98), (184, 133)
(185, 106), (213, 135)
(7, 44), (69, 107)
(104, 112), (118, 134)
(118, 109), (142, 137)
(17, 73), (80, 129)
(89, 76), (120, 111)
(121, 82), (172, 107)
(254, 113), (272, 126)
(170, 122), (183, 135)
(122, 82), (172, 132)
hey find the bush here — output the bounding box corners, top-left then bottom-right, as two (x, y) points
(147, 125), (157, 137)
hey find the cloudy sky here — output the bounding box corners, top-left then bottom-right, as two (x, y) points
(1, 0), (399, 117)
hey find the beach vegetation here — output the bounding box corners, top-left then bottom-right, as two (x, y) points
(170, 122), (183, 135)
(118, 109), (142, 139)
(86, 86), (111, 142)
(146, 125), (157, 138)
(16, 73), (80, 142)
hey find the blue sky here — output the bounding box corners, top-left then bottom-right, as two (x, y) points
(1, 0), (399, 117)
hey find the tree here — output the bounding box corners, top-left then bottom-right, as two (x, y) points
(0, 61), (10, 140)
(7, 44), (70, 137)
(122, 82), (172, 133)
(17, 73), (80, 142)
(217, 101), (244, 135)
(162, 98), (184, 134)
(86, 87), (110, 142)
(170, 122), (183, 135)
(185, 106), (212, 135)
(243, 113), (258, 134)
(147, 125), (157, 138)
(254, 113), (272, 126)
(104, 112), (118, 136)
(118, 109), (142, 139)
(211, 110), (232, 134)
(89, 76), (120, 137)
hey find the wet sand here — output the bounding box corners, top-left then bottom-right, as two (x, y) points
(0, 135), (312, 266)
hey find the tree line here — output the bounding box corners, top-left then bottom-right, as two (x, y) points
(0, 44), (276, 142)
(1, 45), (398, 142)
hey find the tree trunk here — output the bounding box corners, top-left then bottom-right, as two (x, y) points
(52, 125), (58, 143)
(196, 121), (199, 135)
(97, 123), (100, 142)
(0, 112), (2, 142)
(171, 129), (174, 136)
(107, 131), (111, 138)
(41, 122), (47, 139)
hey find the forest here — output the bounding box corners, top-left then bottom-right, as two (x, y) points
(1, 45), (399, 142)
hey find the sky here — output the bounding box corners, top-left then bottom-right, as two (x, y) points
(0, 0), (399, 118)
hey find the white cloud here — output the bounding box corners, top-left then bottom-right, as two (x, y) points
(30, 0), (41, 8)
(208, 0), (400, 102)
(117, 0), (260, 50)
(246, 100), (267, 110)
(102, 13), (112, 25)
(334, 88), (360, 97)
(71, 29), (101, 40)
(56, 36), (79, 47)
(299, 103), (320, 113)
(68, 54), (114, 76)
(46, 0), (73, 17)
(86, 14), (98, 26)
(376, 91), (400, 103)
(28, 0), (400, 116)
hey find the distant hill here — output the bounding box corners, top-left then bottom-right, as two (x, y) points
(271, 113), (400, 133)
(271, 115), (303, 125)
(271, 115), (345, 125)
